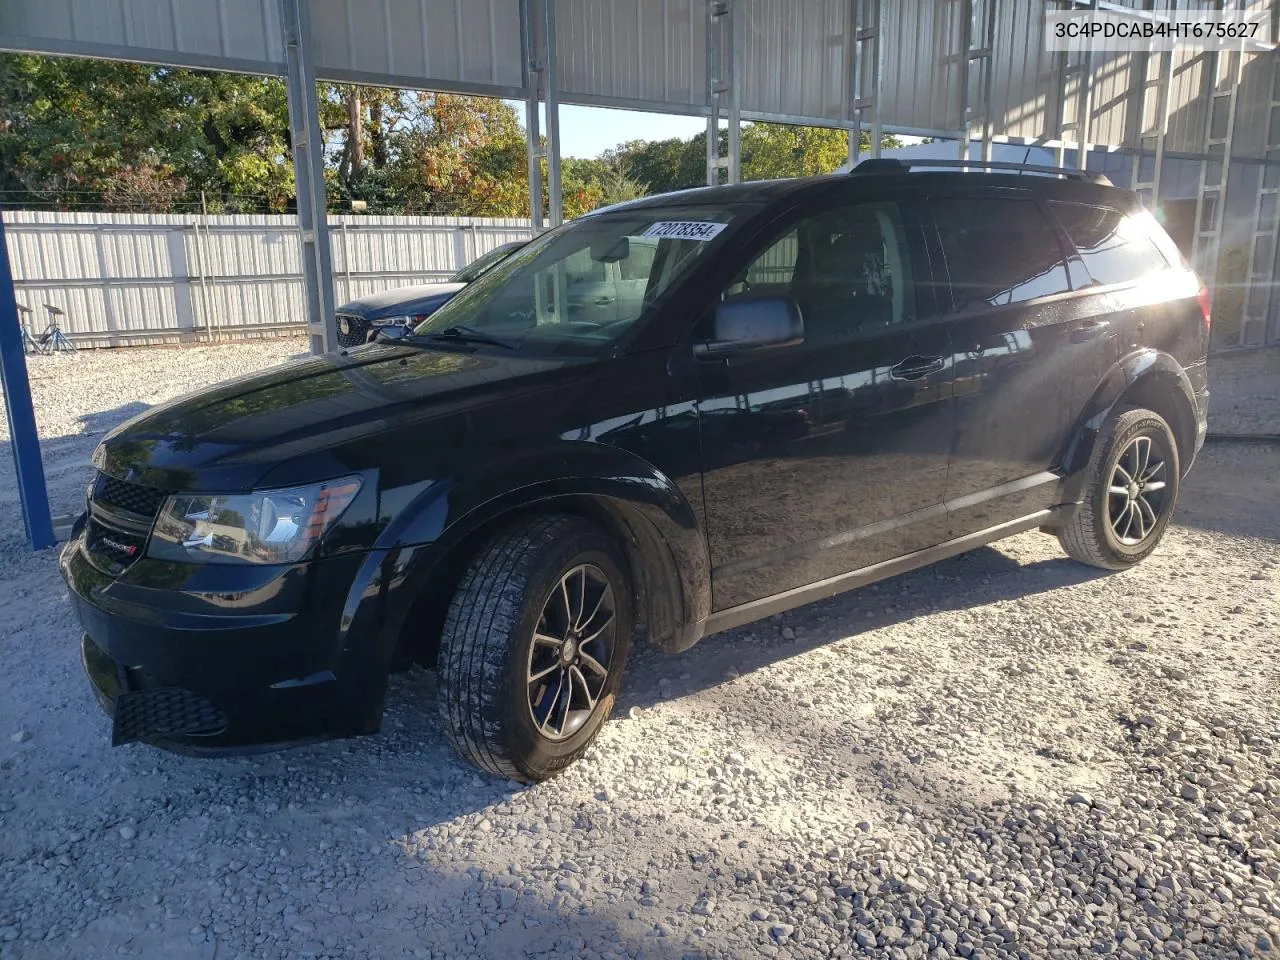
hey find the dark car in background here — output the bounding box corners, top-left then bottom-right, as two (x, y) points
(334, 239), (526, 348)
(62, 160), (1208, 782)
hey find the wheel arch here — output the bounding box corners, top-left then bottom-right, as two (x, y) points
(1058, 348), (1198, 506)
(348, 443), (711, 691)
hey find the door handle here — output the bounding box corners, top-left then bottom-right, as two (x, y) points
(889, 355), (945, 381)
(1070, 319), (1110, 343)
(593, 296), (616, 305)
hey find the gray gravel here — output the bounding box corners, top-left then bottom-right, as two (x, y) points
(1208, 346), (1280, 437)
(1, 342), (1278, 959)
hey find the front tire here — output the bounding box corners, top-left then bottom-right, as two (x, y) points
(1058, 407), (1180, 570)
(437, 515), (631, 782)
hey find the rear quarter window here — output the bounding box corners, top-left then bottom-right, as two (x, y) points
(1048, 201), (1172, 287)
(929, 197), (1071, 312)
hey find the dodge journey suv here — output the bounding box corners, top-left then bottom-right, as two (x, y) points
(62, 159), (1209, 781)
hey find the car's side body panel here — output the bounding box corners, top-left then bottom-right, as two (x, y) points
(917, 188), (1122, 537)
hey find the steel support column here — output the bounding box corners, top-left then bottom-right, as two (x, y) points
(280, 0), (336, 354)
(1192, 42), (1244, 308)
(1074, 0), (1098, 170)
(1131, 46), (1173, 209)
(705, 0), (741, 186)
(847, 0), (882, 165)
(977, 0), (997, 162)
(953, 0), (995, 162)
(0, 213), (55, 550)
(1247, 51), (1280, 345)
(520, 0), (545, 232)
(543, 0), (563, 226)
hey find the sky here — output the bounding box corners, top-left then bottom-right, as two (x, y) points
(507, 102), (707, 159)
(513, 103), (925, 160)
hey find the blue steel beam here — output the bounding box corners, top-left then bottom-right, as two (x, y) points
(0, 213), (55, 550)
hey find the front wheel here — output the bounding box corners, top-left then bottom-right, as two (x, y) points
(437, 515), (631, 782)
(1058, 407), (1181, 570)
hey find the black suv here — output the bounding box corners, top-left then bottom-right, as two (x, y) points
(62, 160), (1209, 781)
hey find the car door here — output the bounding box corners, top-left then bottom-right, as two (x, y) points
(613, 237), (659, 320)
(562, 246), (619, 325)
(694, 194), (955, 611)
(921, 191), (1118, 538)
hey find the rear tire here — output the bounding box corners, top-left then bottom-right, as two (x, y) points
(1058, 407), (1180, 570)
(437, 515), (631, 782)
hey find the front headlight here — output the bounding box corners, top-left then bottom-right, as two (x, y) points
(147, 477), (361, 565)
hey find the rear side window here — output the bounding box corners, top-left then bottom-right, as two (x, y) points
(930, 198), (1071, 311)
(1049, 201), (1172, 286)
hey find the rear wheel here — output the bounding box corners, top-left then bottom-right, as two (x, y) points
(437, 515), (631, 782)
(1058, 407), (1180, 570)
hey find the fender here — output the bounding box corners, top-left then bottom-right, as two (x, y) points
(330, 440), (713, 727)
(1057, 348), (1198, 507)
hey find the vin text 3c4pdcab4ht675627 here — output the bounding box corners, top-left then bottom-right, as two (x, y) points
(62, 159), (1209, 782)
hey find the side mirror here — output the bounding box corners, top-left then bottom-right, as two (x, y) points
(694, 296), (804, 359)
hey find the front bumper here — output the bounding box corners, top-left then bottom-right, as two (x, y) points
(60, 536), (375, 753)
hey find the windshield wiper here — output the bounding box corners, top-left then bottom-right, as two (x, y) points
(413, 325), (517, 351)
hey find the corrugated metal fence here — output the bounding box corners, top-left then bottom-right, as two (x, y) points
(4, 211), (533, 346)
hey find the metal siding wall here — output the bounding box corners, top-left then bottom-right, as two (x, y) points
(1089, 52), (1138, 148)
(740, 0), (848, 123)
(990, 0), (1055, 141)
(0, 0), (284, 67)
(879, 0), (963, 134)
(555, 0), (706, 110)
(1230, 52), (1272, 159)
(309, 0), (523, 89)
(4, 212), (532, 345)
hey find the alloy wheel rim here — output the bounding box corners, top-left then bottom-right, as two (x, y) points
(526, 563), (615, 741)
(1106, 434), (1168, 546)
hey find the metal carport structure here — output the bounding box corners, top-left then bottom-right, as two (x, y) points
(0, 0), (1277, 547)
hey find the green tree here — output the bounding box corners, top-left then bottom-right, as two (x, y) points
(561, 157), (646, 217)
(384, 92), (528, 216)
(604, 135), (709, 194)
(0, 55), (294, 212)
(320, 84), (415, 211)
(742, 122), (901, 180)
(604, 123), (902, 196)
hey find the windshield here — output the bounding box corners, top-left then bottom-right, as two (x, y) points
(450, 242), (521, 284)
(412, 207), (743, 356)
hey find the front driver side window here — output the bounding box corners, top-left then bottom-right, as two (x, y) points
(724, 201), (915, 345)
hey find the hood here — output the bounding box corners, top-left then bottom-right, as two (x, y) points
(96, 343), (587, 492)
(336, 282), (466, 321)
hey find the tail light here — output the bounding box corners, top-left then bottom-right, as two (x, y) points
(1196, 286), (1211, 334)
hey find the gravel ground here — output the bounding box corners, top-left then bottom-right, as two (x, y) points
(1207, 347), (1280, 438)
(0, 342), (1278, 960)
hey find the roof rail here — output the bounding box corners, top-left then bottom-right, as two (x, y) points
(852, 157), (1113, 186)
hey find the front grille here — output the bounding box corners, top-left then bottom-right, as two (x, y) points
(335, 313), (370, 349)
(85, 518), (147, 572)
(94, 473), (166, 520)
(112, 688), (227, 746)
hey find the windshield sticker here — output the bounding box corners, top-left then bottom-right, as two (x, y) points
(639, 221), (727, 241)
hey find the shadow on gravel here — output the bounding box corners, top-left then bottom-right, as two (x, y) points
(1175, 442), (1280, 542)
(70, 672), (721, 960)
(616, 545), (1110, 713)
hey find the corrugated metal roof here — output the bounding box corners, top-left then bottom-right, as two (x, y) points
(310, 0), (524, 92)
(2, 1), (1275, 172)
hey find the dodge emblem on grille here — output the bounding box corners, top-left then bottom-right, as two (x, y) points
(99, 536), (138, 556)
